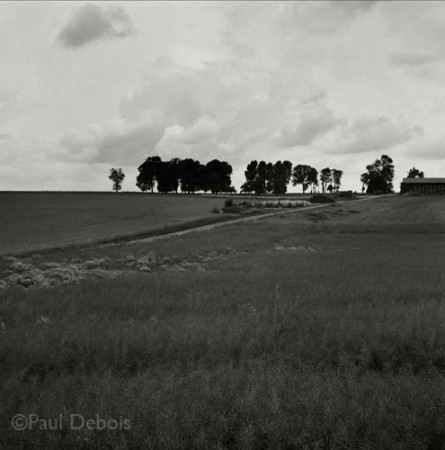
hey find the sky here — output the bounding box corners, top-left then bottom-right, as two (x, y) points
(0, 1), (444, 192)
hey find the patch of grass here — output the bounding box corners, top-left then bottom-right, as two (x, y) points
(0, 192), (225, 256)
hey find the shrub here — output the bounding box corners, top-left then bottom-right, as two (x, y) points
(309, 194), (335, 204)
(337, 191), (354, 198)
(224, 199), (234, 207)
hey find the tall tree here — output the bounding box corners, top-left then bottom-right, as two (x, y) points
(360, 154), (395, 194)
(272, 161), (284, 195)
(136, 156), (162, 192)
(292, 164), (313, 193)
(206, 159), (233, 194)
(320, 167), (332, 193)
(265, 162), (274, 194)
(332, 169), (343, 192)
(308, 167), (319, 193)
(272, 160), (292, 195)
(241, 160), (258, 194)
(283, 160), (293, 187)
(109, 168), (125, 193)
(156, 159), (180, 193)
(179, 158), (202, 193)
(407, 167), (424, 178)
(254, 161), (268, 195)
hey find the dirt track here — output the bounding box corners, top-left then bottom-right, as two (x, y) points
(125, 196), (388, 246)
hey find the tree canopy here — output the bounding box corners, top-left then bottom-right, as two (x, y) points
(136, 156), (234, 194)
(360, 155), (394, 194)
(407, 167), (424, 179)
(292, 165), (318, 193)
(109, 168), (125, 193)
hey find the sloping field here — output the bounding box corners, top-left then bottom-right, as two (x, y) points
(0, 192), (226, 255)
(1, 195), (445, 449)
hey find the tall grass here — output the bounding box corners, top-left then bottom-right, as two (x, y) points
(1, 197), (445, 448)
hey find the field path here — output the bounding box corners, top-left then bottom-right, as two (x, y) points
(123, 195), (390, 246)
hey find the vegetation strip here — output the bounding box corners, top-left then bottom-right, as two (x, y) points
(126, 195), (390, 246)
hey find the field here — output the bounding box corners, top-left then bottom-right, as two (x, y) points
(0, 192), (227, 255)
(1, 194), (445, 449)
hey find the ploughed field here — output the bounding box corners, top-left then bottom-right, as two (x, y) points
(0, 192), (226, 255)
(1, 195), (445, 449)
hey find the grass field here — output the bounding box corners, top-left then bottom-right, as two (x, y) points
(0, 192), (227, 255)
(1, 194), (445, 449)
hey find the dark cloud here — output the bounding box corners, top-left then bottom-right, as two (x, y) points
(390, 52), (437, 66)
(58, 4), (135, 49)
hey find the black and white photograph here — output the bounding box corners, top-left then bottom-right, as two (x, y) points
(1, 1), (445, 448)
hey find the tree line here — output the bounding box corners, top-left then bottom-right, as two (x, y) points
(241, 161), (343, 195)
(136, 156), (235, 194)
(108, 153), (424, 195)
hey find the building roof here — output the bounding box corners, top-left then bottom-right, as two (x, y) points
(401, 178), (445, 184)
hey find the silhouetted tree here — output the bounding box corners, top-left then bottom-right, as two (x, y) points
(157, 159), (180, 193)
(179, 158), (202, 193)
(265, 162), (274, 193)
(109, 168), (125, 193)
(254, 161), (268, 195)
(320, 168), (332, 193)
(272, 160), (292, 195)
(241, 160), (258, 193)
(205, 159), (233, 194)
(136, 156), (161, 192)
(308, 167), (319, 193)
(407, 167), (424, 178)
(332, 169), (343, 192)
(360, 154), (394, 194)
(292, 164), (314, 193)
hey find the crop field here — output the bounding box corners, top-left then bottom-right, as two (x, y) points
(0, 192), (227, 256)
(1, 194), (445, 449)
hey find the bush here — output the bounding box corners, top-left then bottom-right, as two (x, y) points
(337, 191), (354, 198)
(309, 194), (335, 204)
(224, 199), (234, 207)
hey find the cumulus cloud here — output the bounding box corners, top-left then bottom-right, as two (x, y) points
(275, 103), (342, 147)
(59, 118), (164, 165)
(293, 1), (378, 36)
(334, 116), (422, 154)
(407, 137), (445, 160)
(58, 3), (135, 48)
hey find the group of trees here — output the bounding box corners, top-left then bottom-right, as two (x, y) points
(241, 160), (293, 195)
(241, 161), (344, 195)
(111, 153), (423, 195)
(136, 156), (234, 194)
(407, 167), (424, 179)
(360, 154), (395, 194)
(360, 155), (427, 194)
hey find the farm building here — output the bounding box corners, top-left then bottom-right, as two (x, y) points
(400, 178), (445, 194)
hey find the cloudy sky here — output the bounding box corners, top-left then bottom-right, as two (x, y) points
(1, 1), (444, 192)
